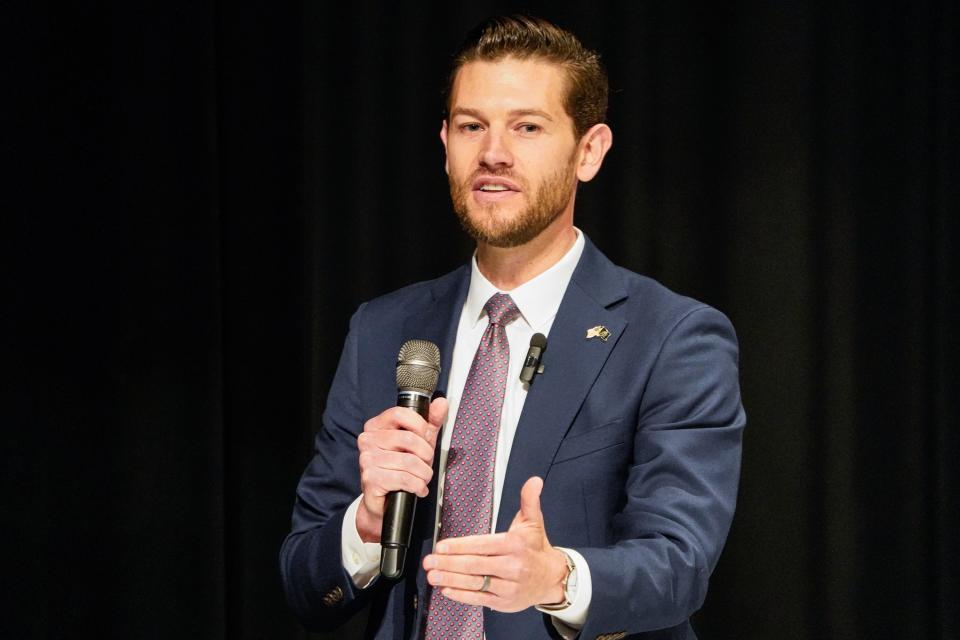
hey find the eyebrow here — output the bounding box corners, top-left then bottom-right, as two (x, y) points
(450, 107), (555, 121)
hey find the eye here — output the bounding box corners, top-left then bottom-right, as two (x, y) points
(460, 123), (484, 133)
(517, 123), (542, 135)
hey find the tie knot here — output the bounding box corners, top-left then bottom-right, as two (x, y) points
(484, 293), (520, 326)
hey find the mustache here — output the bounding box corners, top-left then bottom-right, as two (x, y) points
(462, 168), (525, 188)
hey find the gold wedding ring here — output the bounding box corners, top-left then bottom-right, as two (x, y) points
(479, 575), (491, 592)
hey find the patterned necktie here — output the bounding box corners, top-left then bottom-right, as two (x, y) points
(424, 292), (520, 640)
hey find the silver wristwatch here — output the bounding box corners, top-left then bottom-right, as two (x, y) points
(539, 549), (578, 611)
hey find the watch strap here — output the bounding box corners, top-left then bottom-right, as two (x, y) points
(538, 549), (576, 611)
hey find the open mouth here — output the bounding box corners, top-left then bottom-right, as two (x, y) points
(472, 176), (521, 202)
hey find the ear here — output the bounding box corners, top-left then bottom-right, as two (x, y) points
(440, 120), (450, 175)
(575, 123), (613, 183)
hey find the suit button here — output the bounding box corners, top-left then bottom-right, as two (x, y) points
(412, 593), (418, 610)
(321, 585), (344, 607)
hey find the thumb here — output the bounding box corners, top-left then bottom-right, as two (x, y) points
(518, 476), (545, 526)
(426, 397), (448, 446)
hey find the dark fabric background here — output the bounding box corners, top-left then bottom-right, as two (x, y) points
(5, 2), (958, 639)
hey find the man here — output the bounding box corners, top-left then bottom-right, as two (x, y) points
(281, 15), (745, 640)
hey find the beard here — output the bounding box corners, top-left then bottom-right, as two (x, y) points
(449, 159), (577, 248)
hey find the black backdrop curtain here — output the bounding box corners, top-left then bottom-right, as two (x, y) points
(6, 2), (958, 638)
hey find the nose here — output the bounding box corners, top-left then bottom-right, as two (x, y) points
(479, 128), (513, 169)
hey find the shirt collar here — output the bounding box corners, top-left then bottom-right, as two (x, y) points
(464, 228), (586, 331)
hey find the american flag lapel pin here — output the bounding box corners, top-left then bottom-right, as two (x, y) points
(585, 325), (611, 341)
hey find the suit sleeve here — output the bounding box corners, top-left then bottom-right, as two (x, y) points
(279, 304), (384, 631)
(577, 305), (746, 637)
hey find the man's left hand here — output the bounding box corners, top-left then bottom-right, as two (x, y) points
(422, 476), (568, 613)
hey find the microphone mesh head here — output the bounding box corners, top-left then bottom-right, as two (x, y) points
(396, 339), (441, 394)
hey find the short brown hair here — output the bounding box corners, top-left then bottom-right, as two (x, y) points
(445, 15), (609, 139)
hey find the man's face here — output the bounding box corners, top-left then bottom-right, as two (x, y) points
(441, 57), (581, 248)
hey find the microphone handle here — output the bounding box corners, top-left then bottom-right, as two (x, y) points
(380, 390), (431, 579)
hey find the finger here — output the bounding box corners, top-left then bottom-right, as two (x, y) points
(423, 553), (502, 577)
(364, 406), (430, 440)
(518, 476), (544, 526)
(360, 449), (434, 483)
(427, 569), (507, 595)
(361, 429), (435, 462)
(426, 397), (448, 446)
(428, 397), (448, 427)
(434, 532), (510, 556)
(437, 587), (501, 610)
(361, 467), (430, 498)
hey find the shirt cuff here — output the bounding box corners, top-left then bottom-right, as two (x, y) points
(535, 547), (592, 637)
(340, 495), (382, 588)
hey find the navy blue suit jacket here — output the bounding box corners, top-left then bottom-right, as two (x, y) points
(281, 238), (745, 640)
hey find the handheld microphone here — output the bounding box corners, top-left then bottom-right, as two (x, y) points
(380, 339), (441, 580)
(519, 333), (547, 383)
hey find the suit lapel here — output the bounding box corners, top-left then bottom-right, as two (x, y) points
(400, 265), (469, 398)
(495, 240), (628, 534)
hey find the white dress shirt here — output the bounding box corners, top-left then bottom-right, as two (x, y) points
(341, 230), (592, 635)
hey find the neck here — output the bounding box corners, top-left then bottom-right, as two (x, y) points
(475, 214), (577, 291)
